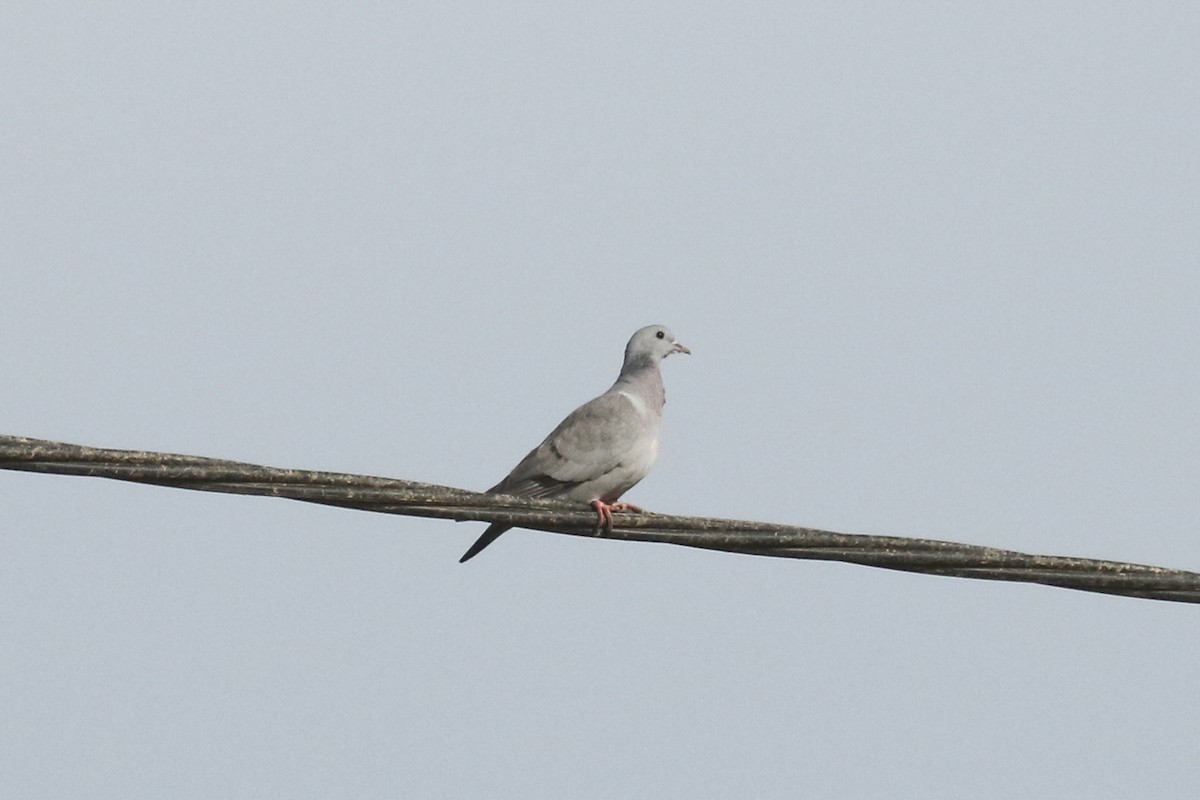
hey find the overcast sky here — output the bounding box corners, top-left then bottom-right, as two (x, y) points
(3, 3), (1200, 798)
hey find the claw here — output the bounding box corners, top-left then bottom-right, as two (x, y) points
(589, 499), (643, 532)
(589, 499), (614, 531)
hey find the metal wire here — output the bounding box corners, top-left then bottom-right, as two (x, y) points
(3, 433), (1198, 604)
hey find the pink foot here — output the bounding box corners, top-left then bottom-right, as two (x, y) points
(589, 500), (643, 532)
(589, 499), (614, 530)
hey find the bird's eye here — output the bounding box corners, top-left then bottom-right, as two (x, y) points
(655, 331), (665, 339)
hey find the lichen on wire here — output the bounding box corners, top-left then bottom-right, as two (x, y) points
(2, 434), (1198, 604)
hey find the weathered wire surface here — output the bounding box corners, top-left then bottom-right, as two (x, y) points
(3, 434), (1198, 604)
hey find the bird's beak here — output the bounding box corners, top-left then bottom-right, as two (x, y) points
(673, 341), (691, 355)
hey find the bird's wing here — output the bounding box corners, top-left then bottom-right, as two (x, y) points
(489, 392), (651, 499)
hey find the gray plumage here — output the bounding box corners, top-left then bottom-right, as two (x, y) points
(459, 324), (690, 562)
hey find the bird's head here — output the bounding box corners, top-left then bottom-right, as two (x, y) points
(624, 325), (690, 368)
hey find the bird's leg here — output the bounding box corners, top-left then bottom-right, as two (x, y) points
(589, 499), (615, 531)
(589, 500), (643, 533)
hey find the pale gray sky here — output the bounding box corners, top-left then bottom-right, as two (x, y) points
(3, 3), (1200, 797)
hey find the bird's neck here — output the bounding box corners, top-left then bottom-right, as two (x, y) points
(612, 363), (665, 409)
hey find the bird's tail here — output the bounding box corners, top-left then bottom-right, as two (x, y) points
(459, 523), (512, 563)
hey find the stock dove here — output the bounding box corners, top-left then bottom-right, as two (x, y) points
(459, 324), (690, 562)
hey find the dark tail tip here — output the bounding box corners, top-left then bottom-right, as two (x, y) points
(459, 524), (509, 563)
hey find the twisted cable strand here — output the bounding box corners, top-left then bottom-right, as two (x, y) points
(2, 434), (1196, 604)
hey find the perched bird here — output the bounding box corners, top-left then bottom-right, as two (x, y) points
(459, 324), (690, 562)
